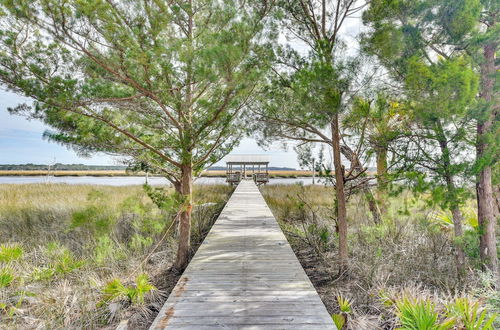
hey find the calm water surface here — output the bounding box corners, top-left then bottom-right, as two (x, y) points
(0, 176), (316, 186)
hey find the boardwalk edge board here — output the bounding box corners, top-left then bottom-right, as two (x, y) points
(149, 180), (336, 330)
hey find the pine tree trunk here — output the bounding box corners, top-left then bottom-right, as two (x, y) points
(437, 120), (466, 279)
(365, 189), (381, 224)
(376, 147), (388, 213)
(340, 144), (382, 224)
(331, 118), (348, 272)
(451, 206), (466, 279)
(494, 184), (500, 220)
(174, 164), (193, 270)
(477, 42), (498, 279)
(376, 148), (388, 189)
(375, 148), (387, 213)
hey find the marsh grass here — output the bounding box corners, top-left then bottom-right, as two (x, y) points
(1, 169), (321, 178)
(0, 183), (232, 329)
(261, 184), (499, 330)
(0, 170), (133, 177)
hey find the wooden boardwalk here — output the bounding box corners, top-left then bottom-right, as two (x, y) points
(150, 180), (335, 329)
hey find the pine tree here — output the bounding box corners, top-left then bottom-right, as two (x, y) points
(0, 0), (274, 269)
(252, 0), (370, 272)
(363, 0), (483, 278)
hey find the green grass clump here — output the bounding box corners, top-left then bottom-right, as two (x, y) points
(95, 235), (125, 265)
(30, 267), (56, 282)
(101, 273), (156, 305)
(446, 297), (497, 330)
(394, 296), (452, 329)
(44, 241), (85, 276)
(0, 244), (23, 263)
(0, 267), (14, 287)
(331, 295), (353, 329)
(129, 234), (154, 252)
(52, 250), (85, 275)
(70, 191), (118, 236)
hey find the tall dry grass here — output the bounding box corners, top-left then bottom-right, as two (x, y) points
(0, 183), (233, 329)
(0, 170), (132, 177)
(261, 184), (499, 329)
(2, 169), (316, 177)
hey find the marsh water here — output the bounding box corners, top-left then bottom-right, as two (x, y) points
(0, 176), (316, 186)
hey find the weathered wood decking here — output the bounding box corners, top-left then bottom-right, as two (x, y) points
(150, 180), (335, 329)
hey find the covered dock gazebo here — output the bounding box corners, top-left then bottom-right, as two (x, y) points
(225, 154), (271, 185)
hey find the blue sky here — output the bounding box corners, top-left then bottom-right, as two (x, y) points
(0, 89), (301, 168)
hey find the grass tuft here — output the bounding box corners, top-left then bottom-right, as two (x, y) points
(0, 244), (23, 263)
(0, 266), (14, 287)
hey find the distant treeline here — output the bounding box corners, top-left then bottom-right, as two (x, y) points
(0, 164), (298, 171)
(0, 164), (128, 171)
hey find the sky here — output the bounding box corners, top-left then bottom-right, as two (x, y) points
(0, 8), (363, 170)
(0, 89), (301, 168)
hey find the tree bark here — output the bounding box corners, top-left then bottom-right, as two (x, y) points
(340, 144), (382, 224)
(174, 164), (193, 270)
(331, 117), (348, 272)
(451, 206), (466, 279)
(376, 147), (388, 213)
(494, 184), (500, 220)
(477, 42), (498, 278)
(376, 148), (388, 189)
(365, 189), (381, 224)
(445, 179), (466, 279)
(436, 120), (466, 278)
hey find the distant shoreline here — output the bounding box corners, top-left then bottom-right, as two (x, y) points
(0, 170), (315, 178)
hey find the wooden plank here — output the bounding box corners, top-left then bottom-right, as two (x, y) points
(149, 180), (335, 330)
(162, 315), (334, 326)
(168, 296), (324, 304)
(152, 325), (333, 330)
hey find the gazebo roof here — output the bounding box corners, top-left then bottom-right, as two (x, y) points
(225, 154), (270, 165)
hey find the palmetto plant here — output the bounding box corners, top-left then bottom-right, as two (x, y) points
(0, 266), (14, 288)
(429, 207), (479, 232)
(394, 296), (455, 330)
(446, 297), (497, 330)
(332, 314), (346, 330)
(101, 273), (156, 306)
(332, 295), (353, 329)
(45, 242), (85, 276)
(0, 244), (23, 263)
